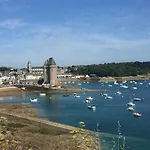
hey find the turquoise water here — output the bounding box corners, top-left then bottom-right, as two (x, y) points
(1, 80), (150, 150)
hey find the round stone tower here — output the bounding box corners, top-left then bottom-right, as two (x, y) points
(27, 61), (32, 73)
(44, 57), (57, 86)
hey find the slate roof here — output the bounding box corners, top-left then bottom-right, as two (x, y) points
(44, 57), (56, 66)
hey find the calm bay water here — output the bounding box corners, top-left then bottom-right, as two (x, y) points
(1, 80), (150, 150)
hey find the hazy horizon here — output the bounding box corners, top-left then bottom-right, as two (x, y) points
(0, 0), (150, 67)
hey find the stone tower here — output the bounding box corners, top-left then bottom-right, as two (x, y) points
(27, 61), (32, 73)
(44, 57), (57, 86)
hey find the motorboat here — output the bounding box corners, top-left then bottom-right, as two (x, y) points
(86, 96), (93, 100)
(128, 107), (135, 111)
(133, 112), (142, 117)
(39, 93), (46, 96)
(108, 84), (112, 87)
(30, 98), (38, 102)
(127, 102), (135, 107)
(133, 98), (142, 101)
(88, 105), (96, 110)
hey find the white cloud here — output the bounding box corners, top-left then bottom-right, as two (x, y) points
(0, 19), (26, 29)
(0, 24), (150, 67)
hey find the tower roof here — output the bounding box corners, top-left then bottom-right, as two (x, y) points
(44, 57), (56, 66)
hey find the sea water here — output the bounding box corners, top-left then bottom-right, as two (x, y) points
(1, 80), (150, 150)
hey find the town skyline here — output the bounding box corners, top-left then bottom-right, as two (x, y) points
(0, 0), (150, 67)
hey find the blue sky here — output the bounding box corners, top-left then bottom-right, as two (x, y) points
(0, 0), (150, 68)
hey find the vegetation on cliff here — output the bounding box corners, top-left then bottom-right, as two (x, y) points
(68, 61), (150, 77)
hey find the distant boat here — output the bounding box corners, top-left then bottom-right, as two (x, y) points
(30, 98), (38, 102)
(103, 93), (108, 97)
(128, 107), (135, 111)
(86, 96), (93, 100)
(133, 112), (142, 117)
(108, 84), (112, 87)
(74, 95), (80, 98)
(132, 87), (137, 90)
(88, 105), (96, 110)
(114, 81), (118, 85)
(127, 102), (135, 107)
(105, 96), (113, 99)
(121, 85), (128, 89)
(21, 87), (26, 90)
(139, 83), (143, 85)
(116, 91), (121, 95)
(39, 93), (46, 96)
(123, 81), (127, 84)
(85, 100), (90, 103)
(77, 83), (82, 85)
(133, 98), (142, 101)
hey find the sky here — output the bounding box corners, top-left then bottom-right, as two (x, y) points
(0, 0), (150, 68)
